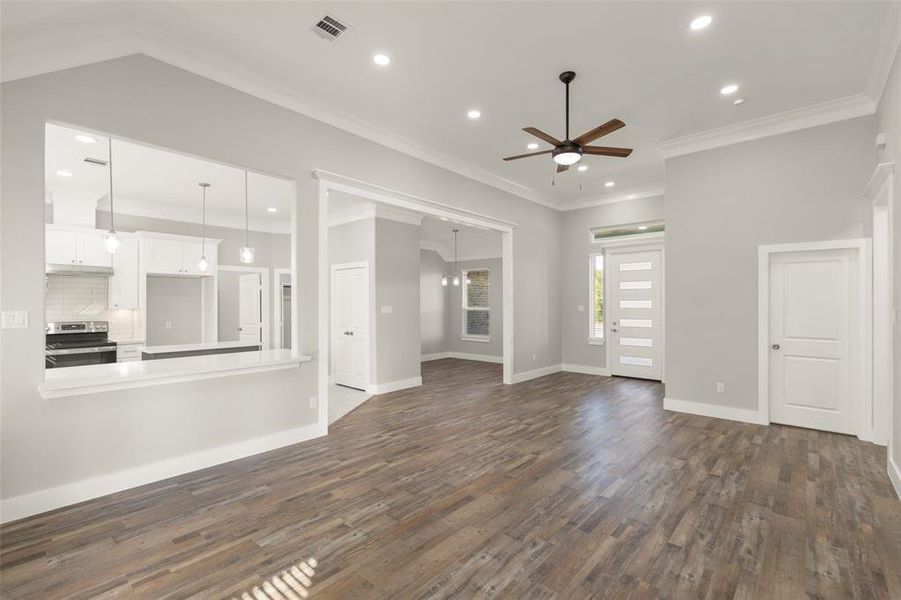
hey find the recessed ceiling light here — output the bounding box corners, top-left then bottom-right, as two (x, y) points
(56, 170), (74, 177)
(373, 54), (390, 66)
(267, 207), (278, 213)
(690, 15), (712, 30)
(527, 142), (539, 150)
(75, 134), (96, 144)
(605, 181), (615, 187)
(638, 225), (649, 230)
(577, 165), (588, 172)
(733, 97), (746, 105)
(720, 84), (739, 95)
(467, 109), (481, 120)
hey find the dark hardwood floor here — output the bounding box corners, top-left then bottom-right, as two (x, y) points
(2, 358), (899, 599)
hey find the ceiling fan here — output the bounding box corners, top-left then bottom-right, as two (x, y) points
(503, 71), (633, 172)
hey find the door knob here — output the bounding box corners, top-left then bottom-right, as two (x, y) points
(771, 343), (781, 350)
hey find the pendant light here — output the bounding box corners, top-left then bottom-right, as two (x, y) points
(441, 228), (461, 286)
(197, 183), (210, 272)
(103, 138), (121, 253)
(239, 171), (255, 264)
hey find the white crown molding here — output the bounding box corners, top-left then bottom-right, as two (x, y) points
(420, 241), (450, 261)
(658, 94), (876, 159)
(559, 188), (665, 211)
(419, 241), (500, 263)
(1, 7), (560, 211)
(867, 9), (901, 103)
(96, 196), (291, 234)
(328, 202), (423, 228)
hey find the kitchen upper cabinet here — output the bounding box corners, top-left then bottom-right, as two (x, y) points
(109, 237), (139, 309)
(140, 235), (218, 276)
(45, 226), (112, 268)
(45, 229), (78, 265)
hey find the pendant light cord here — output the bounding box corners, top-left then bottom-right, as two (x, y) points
(108, 138), (115, 233)
(201, 184), (206, 252)
(244, 171), (249, 246)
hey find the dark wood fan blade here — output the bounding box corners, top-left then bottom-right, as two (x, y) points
(573, 118), (625, 146)
(523, 127), (562, 146)
(582, 146), (633, 158)
(503, 149), (552, 161)
(557, 164), (569, 173)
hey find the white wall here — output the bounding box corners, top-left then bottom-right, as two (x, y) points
(420, 249), (447, 355)
(0, 54), (561, 509)
(874, 44), (901, 474)
(560, 197), (665, 370)
(375, 218), (421, 384)
(664, 116), (876, 411)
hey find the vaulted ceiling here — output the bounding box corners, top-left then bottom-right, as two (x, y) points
(3, 1), (900, 209)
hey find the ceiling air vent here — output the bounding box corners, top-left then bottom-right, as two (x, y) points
(311, 14), (350, 41)
(83, 157), (108, 166)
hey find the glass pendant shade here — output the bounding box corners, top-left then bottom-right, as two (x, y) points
(452, 275), (461, 286)
(103, 231), (121, 253)
(239, 245), (255, 264)
(197, 256), (209, 272)
(441, 275), (449, 286)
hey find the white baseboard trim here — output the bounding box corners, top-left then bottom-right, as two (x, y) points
(511, 364), (562, 384)
(0, 421), (326, 524)
(561, 364), (611, 376)
(889, 455), (901, 500)
(421, 351), (503, 364)
(663, 397), (768, 425)
(367, 376), (422, 394)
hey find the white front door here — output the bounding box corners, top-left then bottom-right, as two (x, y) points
(332, 265), (369, 390)
(239, 273), (262, 344)
(607, 248), (663, 380)
(768, 248), (859, 434)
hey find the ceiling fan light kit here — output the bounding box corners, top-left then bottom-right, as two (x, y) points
(503, 70), (633, 174)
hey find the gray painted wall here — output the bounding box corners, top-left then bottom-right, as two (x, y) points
(664, 116), (875, 411)
(375, 219), (421, 384)
(420, 249), (447, 355)
(446, 257), (504, 358)
(1, 55), (560, 503)
(874, 45), (901, 471)
(560, 196), (665, 369)
(217, 270), (241, 342)
(145, 276), (203, 345)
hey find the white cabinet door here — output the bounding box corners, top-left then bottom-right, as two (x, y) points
(109, 237), (139, 309)
(769, 248), (858, 434)
(143, 238), (182, 274)
(332, 265), (369, 390)
(77, 232), (112, 268)
(45, 229), (78, 265)
(180, 241), (206, 275)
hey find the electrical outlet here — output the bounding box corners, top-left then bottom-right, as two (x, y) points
(309, 396), (318, 409)
(577, 305), (585, 312)
(532, 354), (537, 361)
(164, 320), (172, 330)
(716, 382), (725, 393)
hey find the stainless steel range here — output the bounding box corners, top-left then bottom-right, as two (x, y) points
(45, 321), (117, 369)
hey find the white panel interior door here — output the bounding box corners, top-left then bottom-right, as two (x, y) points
(332, 265), (369, 390)
(238, 273), (262, 344)
(607, 249), (662, 380)
(769, 248), (858, 434)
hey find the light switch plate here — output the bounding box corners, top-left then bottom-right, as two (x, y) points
(577, 305), (585, 312)
(380, 306), (393, 314)
(1, 311), (28, 329)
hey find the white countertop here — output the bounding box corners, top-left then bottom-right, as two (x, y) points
(141, 341), (262, 354)
(113, 339), (145, 345)
(39, 349), (312, 399)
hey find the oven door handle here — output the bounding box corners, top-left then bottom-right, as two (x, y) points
(45, 346), (117, 356)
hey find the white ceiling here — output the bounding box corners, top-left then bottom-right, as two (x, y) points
(45, 123), (295, 232)
(328, 190), (501, 259)
(5, 2), (901, 209)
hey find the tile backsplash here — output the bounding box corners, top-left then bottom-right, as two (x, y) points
(45, 275), (137, 340)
